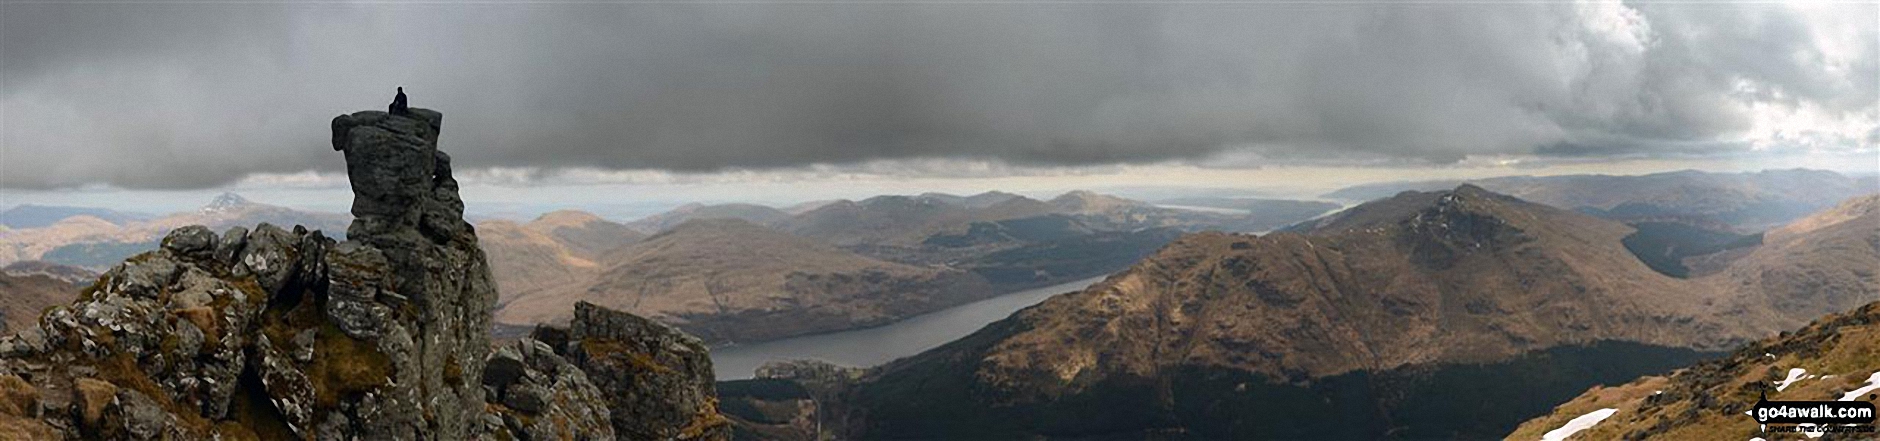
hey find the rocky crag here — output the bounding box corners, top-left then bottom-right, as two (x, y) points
(0, 107), (728, 440)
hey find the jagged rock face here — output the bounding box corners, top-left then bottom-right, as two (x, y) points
(479, 338), (614, 440)
(330, 108), (494, 438)
(0, 224), (298, 438)
(536, 301), (731, 441)
(0, 108), (497, 440)
(0, 106), (733, 441)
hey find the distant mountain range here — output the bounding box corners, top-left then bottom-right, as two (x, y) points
(0, 193), (349, 269)
(624, 203), (793, 234)
(0, 205), (152, 229)
(792, 186), (1877, 439)
(498, 218), (996, 343)
(1322, 169), (1877, 230)
(477, 189), (1260, 344)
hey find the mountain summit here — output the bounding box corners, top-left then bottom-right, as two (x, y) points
(0, 107), (729, 440)
(200, 192), (252, 214)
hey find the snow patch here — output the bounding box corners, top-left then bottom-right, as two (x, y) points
(1838, 372), (1880, 401)
(1776, 368), (1816, 392)
(1542, 408), (1618, 441)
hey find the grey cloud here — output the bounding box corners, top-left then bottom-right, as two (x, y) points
(2, 2), (1873, 189)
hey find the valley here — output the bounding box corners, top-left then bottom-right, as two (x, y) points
(733, 184), (1879, 440)
(3, 169), (1874, 440)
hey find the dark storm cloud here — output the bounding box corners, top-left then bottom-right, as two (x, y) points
(2, 1), (1873, 189)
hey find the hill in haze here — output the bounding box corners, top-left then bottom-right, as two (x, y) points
(0, 193), (348, 269)
(481, 189), (1304, 344)
(0, 205), (152, 229)
(625, 203), (793, 234)
(497, 218), (993, 343)
(477, 211), (647, 305)
(1322, 169), (1876, 230)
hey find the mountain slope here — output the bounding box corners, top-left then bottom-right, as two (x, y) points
(831, 186), (1878, 439)
(526, 210), (646, 257)
(1507, 301), (1880, 440)
(626, 203), (791, 234)
(785, 195), (1055, 247)
(962, 186), (1735, 383)
(478, 220), (605, 304)
(479, 210), (647, 304)
(0, 272), (79, 333)
(1706, 194), (1880, 329)
(1322, 169), (1874, 229)
(497, 219), (993, 343)
(0, 261), (91, 333)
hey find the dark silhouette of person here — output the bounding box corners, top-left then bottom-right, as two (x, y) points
(389, 87), (409, 115)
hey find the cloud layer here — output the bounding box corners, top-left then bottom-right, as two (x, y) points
(3, 1), (1874, 189)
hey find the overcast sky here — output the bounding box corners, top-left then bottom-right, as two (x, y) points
(2, 0), (1875, 199)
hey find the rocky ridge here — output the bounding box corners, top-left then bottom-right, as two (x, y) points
(0, 107), (727, 440)
(1507, 301), (1880, 440)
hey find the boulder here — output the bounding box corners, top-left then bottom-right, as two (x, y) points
(160, 225), (217, 260)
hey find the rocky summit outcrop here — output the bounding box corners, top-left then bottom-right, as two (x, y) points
(0, 107), (728, 440)
(525, 302), (732, 440)
(479, 337), (614, 440)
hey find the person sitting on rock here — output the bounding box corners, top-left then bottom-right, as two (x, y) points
(389, 87), (409, 115)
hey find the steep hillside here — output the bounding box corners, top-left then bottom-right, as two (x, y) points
(0, 272), (78, 333)
(478, 220), (605, 305)
(497, 219), (994, 343)
(1, 261), (98, 286)
(478, 210), (645, 302)
(1706, 194), (1880, 329)
(1508, 301), (1880, 440)
(975, 186), (1735, 377)
(832, 186), (1878, 439)
(525, 210), (644, 257)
